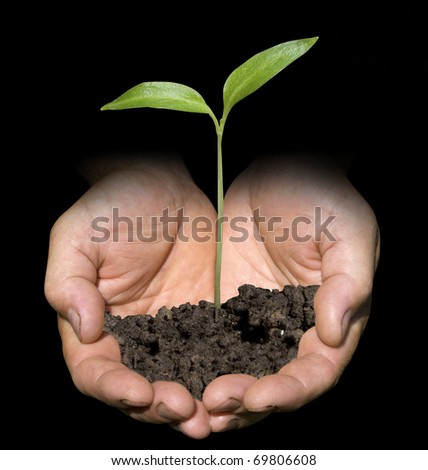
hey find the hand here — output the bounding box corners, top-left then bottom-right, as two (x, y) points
(45, 155), (219, 439)
(202, 154), (380, 432)
(45, 153), (380, 438)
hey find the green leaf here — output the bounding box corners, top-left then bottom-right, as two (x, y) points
(101, 81), (213, 115)
(222, 37), (319, 119)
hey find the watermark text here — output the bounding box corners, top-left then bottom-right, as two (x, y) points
(90, 207), (336, 243)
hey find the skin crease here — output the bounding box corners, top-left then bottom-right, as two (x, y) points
(45, 153), (380, 439)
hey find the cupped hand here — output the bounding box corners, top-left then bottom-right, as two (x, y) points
(45, 153), (380, 438)
(45, 156), (218, 439)
(203, 155), (380, 432)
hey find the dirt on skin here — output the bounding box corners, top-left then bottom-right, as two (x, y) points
(104, 284), (319, 400)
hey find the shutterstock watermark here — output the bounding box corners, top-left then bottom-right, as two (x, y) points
(90, 207), (336, 243)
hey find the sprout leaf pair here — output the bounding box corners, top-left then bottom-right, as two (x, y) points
(101, 37), (318, 307)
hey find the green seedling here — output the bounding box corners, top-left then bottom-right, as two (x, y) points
(101, 36), (318, 308)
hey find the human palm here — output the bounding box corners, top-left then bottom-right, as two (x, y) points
(46, 160), (218, 438)
(204, 156), (380, 431)
(45, 155), (379, 439)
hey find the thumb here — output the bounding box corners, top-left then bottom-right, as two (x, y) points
(314, 206), (380, 346)
(314, 272), (373, 347)
(45, 275), (106, 343)
(44, 218), (106, 343)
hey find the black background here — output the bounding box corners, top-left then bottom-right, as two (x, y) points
(5, 4), (427, 449)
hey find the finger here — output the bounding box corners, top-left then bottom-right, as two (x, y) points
(128, 381), (197, 425)
(61, 317), (200, 426)
(45, 220), (105, 343)
(316, 222), (379, 346)
(203, 374), (257, 413)
(314, 271), (372, 347)
(203, 375), (269, 432)
(59, 316), (154, 407)
(243, 323), (364, 412)
(210, 410), (270, 433)
(48, 276), (106, 343)
(171, 400), (212, 440)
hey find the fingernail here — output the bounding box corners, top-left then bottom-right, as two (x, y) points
(157, 403), (185, 420)
(209, 398), (241, 413)
(121, 399), (149, 408)
(169, 422), (181, 432)
(221, 419), (239, 432)
(342, 310), (352, 338)
(249, 405), (278, 413)
(67, 308), (81, 341)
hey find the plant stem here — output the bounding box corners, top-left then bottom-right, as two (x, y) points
(214, 127), (224, 309)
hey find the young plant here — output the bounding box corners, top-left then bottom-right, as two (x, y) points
(101, 37), (318, 309)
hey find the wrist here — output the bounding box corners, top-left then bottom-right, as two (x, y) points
(252, 152), (353, 175)
(78, 153), (188, 185)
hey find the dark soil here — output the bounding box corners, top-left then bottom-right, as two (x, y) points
(104, 284), (319, 400)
